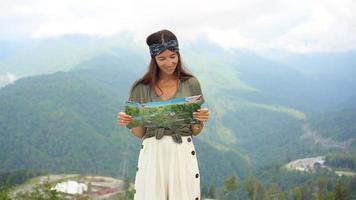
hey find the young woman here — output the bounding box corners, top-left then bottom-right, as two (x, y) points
(117, 29), (209, 200)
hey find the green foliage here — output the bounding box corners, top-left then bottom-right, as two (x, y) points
(13, 181), (64, 200)
(225, 176), (238, 192)
(222, 108), (321, 168)
(218, 175), (240, 200)
(325, 152), (356, 171)
(1, 50), (356, 199)
(0, 71), (252, 188)
(0, 170), (41, 187)
(333, 181), (351, 200)
(309, 108), (356, 142)
(214, 169), (356, 200)
(114, 188), (135, 200)
(244, 177), (265, 200)
(202, 185), (217, 199)
(289, 186), (303, 200)
(264, 183), (285, 200)
(0, 72), (143, 180)
(0, 184), (11, 200)
(194, 138), (252, 186)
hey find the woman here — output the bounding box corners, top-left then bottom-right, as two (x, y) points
(117, 29), (209, 200)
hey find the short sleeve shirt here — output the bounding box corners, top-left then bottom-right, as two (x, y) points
(129, 76), (204, 104)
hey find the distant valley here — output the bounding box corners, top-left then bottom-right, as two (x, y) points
(1, 35), (355, 198)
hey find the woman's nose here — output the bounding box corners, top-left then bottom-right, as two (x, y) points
(165, 59), (176, 66)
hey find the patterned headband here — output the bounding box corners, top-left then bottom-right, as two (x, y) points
(149, 39), (179, 57)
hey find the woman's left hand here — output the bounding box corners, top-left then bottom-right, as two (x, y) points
(193, 108), (209, 122)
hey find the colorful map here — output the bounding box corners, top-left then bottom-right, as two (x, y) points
(125, 95), (204, 128)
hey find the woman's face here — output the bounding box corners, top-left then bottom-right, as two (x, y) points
(155, 49), (179, 77)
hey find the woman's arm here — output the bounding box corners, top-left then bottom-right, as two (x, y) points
(118, 112), (145, 138)
(191, 122), (204, 136)
(130, 127), (146, 138)
(191, 107), (209, 136)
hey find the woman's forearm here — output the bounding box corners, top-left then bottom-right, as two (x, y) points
(191, 122), (204, 136)
(130, 127), (146, 138)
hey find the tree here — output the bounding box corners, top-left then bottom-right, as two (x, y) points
(290, 186), (302, 200)
(219, 176), (239, 200)
(12, 181), (65, 200)
(244, 177), (264, 200)
(201, 185), (209, 198)
(225, 176), (238, 192)
(208, 185), (216, 199)
(0, 183), (11, 200)
(264, 184), (285, 200)
(333, 181), (350, 200)
(316, 177), (333, 200)
(123, 177), (130, 191)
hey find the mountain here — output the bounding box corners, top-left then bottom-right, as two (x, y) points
(307, 95), (356, 150)
(1, 35), (356, 189)
(0, 32), (143, 87)
(180, 43), (356, 167)
(310, 108), (356, 143)
(224, 50), (356, 114)
(0, 52), (252, 187)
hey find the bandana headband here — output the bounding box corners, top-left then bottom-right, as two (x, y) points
(149, 39), (179, 57)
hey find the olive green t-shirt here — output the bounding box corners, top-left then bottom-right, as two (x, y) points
(129, 76), (204, 104)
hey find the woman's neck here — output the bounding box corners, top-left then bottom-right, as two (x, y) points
(159, 73), (178, 82)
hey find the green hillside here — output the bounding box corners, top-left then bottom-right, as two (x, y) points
(0, 68), (252, 187)
(1, 37), (356, 196)
(0, 50), (355, 199)
(3, 49), (351, 187)
(309, 108), (356, 143)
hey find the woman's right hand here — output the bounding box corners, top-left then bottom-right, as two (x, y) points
(117, 112), (133, 126)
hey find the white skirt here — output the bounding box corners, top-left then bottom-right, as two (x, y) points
(133, 135), (201, 200)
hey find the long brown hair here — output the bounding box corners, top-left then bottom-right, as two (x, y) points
(130, 29), (193, 97)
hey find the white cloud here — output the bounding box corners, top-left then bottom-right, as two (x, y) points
(0, 0), (355, 53)
(7, 72), (18, 83)
(275, 6), (356, 52)
(0, 72), (18, 86)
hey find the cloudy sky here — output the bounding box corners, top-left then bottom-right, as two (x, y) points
(1, 0), (356, 53)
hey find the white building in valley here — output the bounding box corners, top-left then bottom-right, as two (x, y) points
(285, 156), (327, 172)
(52, 180), (88, 195)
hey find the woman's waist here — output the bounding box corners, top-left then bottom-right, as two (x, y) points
(143, 125), (192, 143)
